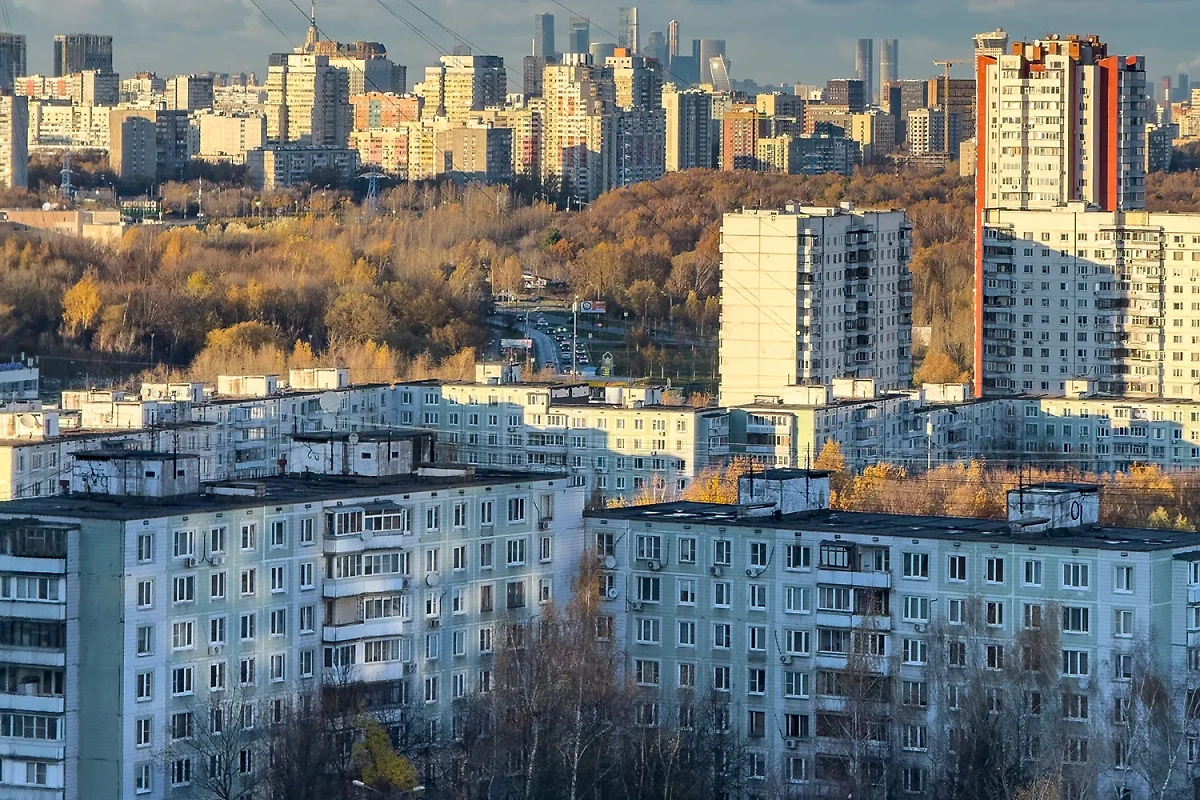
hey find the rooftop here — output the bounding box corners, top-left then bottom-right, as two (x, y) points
(587, 501), (1200, 553)
(0, 469), (566, 521)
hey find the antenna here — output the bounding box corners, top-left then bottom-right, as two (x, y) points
(60, 148), (73, 201)
(1018, 460), (1026, 515)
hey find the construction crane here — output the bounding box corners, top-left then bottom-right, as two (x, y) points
(932, 59), (971, 157)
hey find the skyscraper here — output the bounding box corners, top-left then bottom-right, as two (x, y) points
(663, 84), (713, 171)
(264, 53), (352, 146)
(419, 55), (507, 124)
(645, 31), (666, 65)
(880, 38), (898, 86)
(569, 18), (590, 55)
(534, 13), (554, 59)
(696, 39), (726, 86)
(618, 7), (639, 54)
(53, 33), (113, 76)
(0, 33), (26, 93)
(854, 39), (874, 105)
(666, 20), (680, 62)
(708, 56), (732, 93)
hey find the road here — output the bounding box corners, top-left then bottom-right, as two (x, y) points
(527, 327), (563, 372)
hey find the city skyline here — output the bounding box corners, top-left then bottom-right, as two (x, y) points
(5, 0), (1198, 89)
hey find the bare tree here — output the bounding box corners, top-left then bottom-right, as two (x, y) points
(160, 689), (263, 800)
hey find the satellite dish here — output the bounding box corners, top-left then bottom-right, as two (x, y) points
(603, 555), (617, 569)
(425, 573), (440, 587)
(321, 413), (337, 430)
(318, 391), (340, 413)
(41, 202), (52, 211)
(348, 433), (360, 445)
(18, 414), (38, 428)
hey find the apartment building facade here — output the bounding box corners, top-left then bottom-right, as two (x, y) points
(0, 442), (585, 799)
(587, 474), (1200, 799)
(718, 204), (914, 406)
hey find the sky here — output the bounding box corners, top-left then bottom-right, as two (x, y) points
(8, 0), (1200, 89)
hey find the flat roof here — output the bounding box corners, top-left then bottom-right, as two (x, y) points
(0, 469), (567, 522)
(291, 430), (430, 443)
(587, 501), (1200, 553)
(76, 450), (201, 461)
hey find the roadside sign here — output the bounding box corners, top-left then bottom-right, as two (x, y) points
(501, 339), (534, 349)
(579, 300), (607, 314)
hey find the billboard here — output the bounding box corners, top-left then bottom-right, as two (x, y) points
(578, 300), (606, 314)
(500, 339), (534, 349)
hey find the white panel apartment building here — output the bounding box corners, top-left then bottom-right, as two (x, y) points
(587, 473), (1200, 799)
(980, 205), (1200, 397)
(718, 204), (914, 406)
(0, 437), (585, 799)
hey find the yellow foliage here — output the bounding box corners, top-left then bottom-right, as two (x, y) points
(204, 321), (281, 352)
(61, 272), (103, 337)
(681, 457), (756, 504)
(914, 350), (969, 385)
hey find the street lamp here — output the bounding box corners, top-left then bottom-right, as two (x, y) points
(351, 779), (426, 795)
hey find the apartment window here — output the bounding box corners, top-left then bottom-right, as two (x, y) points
(426, 506), (440, 532)
(209, 616), (226, 645)
(1062, 606), (1090, 634)
(678, 578), (696, 605)
(210, 662), (226, 691)
(818, 587), (852, 612)
(786, 544), (811, 570)
(748, 541), (768, 568)
(172, 621), (193, 650)
(453, 502), (468, 529)
(902, 680), (929, 707)
(713, 665), (731, 691)
(270, 566), (285, 593)
(677, 620), (696, 646)
(785, 671), (810, 699)
(240, 569), (256, 596)
(269, 609), (287, 637)
(986, 557), (1005, 584)
(748, 584), (767, 610)
(173, 530), (194, 559)
(171, 758), (192, 786)
(903, 639), (927, 665)
(479, 541), (494, 569)
(1063, 562), (1090, 589)
(1063, 693), (1089, 720)
(170, 712), (194, 741)
(986, 644), (1005, 670)
(1023, 559), (1043, 587)
(135, 763), (152, 793)
(903, 596), (930, 622)
(240, 524), (257, 551)
(986, 601), (1005, 627)
(713, 623), (731, 649)
(136, 671), (153, 701)
(947, 598), (963, 625)
(299, 518), (314, 545)
(748, 668), (767, 695)
(1114, 653), (1134, 681)
(678, 537), (697, 564)
(239, 657), (256, 685)
(748, 625), (766, 652)
(1062, 649), (1090, 677)
(1114, 609), (1134, 638)
(1114, 565), (1134, 593)
(210, 571), (226, 600)
(299, 563), (314, 590)
(240, 613), (256, 641)
(713, 581), (730, 607)
(714, 540), (731, 566)
(636, 576), (661, 603)
(635, 617), (661, 645)
(135, 717), (152, 747)
(507, 497), (526, 523)
(902, 552), (929, 579)
(137, 580), (153, 609)
(1024, 603), (1043, 630)
(506, 581), (526, 609)
(270, 520), (286, 548)
(172, 666), (194, 696)
(947, 555), (966, 582)
(137, 533), (154, 563)
(948, 640), (966, 667)
(506, 539), (527, 566)
(635, 659), (661, 686)
(785, 586), (811, 614)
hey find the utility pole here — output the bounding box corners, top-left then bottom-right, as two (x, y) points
(572, 295), (579, 375)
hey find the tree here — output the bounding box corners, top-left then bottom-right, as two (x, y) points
(914, 350), (969, 385)
(161, 690), (262, 800)
(680, 456), (755, 504)
(352, 717), (419, 795)
(324, 292), (393, 345)
(61, 271), (103, 338)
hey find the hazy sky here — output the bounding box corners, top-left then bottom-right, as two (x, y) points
(9, 0), (1200, 88)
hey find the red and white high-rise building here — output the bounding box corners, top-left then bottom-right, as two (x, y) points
(974, 34), (1152, 397)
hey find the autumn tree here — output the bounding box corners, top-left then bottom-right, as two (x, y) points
(680, 456), (756, 504)
(61, 271), (103, 339)
(352, 717), (420, 795)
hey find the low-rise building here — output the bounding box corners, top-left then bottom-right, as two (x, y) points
(245, 145), (360, 190)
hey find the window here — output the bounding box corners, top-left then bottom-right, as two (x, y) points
(506, 581), (526, 609)
(240, 569), (256, 596)
(210, 661), (226, 691)
(635, 534), (662, 561)
(748, 541), (768, 568)
(135, 762), (152, 793)
(902, 552), (929, 579)
(713, 665), (731, 691)
(786, 629), (810, 656)
(948, 640), (966, 667)
(1114, 609), (1134, 638)
(269, 566), (285, 594)
(137, 580), (153, 609)
(426, 506), (440, 532)
(300, 649), (314, 678)
(1063, 693), (1089, 720)
(678, 537), (697, 564)
(1062, 606), (1090, 634)
(1114, 565), (1134, 593)
(903, 724), (928, 752)
(240, 524), (257, 551)
(787, 756), (809, 783)
(269, 608), (287, 636)
(210, 571), (226, 600)
(239, 657), (256, 685)
(986, 644), (1005, 670)
(748, 583), (767, 610)
(299, 518), (314, 545)
(635, 659), (660, 686)
(986, 601), (1005, 627)
(270, 520), (286, 547)
(1062, 649), (1090, 677)
(240, 613), (256, 641)
(713, 581), (730, 607)
(172, 666), (193, 696)
(903, 596), (930, 622)
(172, 621), (193, 650)
(1064, 738), (1089, 764)
(173, 530), (194, 559)
(1063, 562), (1090, 589)
(171, 711), (194, 741)
(947, 599), (963, 625)
(678, 578), (696, 605)
(506, 538), (527, 566)
(1023, 559), (1043, 586)
(785, 586), (811, 613)
(136, 671), (153, 701)
(986, 557), (1005, 584)
(947, 555), (966, 582)
(479, 541), (493, 569)
(136, 716), (153, 747)
(785, 671), (810, 698)
(299, 563), (314, 590)
(902, 680), (928, 707)
(677, 620), (695, 646)
(748, 625), (766, 652)
(137, 533), (154, 563)
(1023, 603), (1043, 630)
(636, 576), (660, 603)
(171, 758), (192, 786)
(635, 617), (661, 645)
(786, 544), (811, 570)
(507, 497), (526, 522)
(714, 540), (731, 566)
(538, 536), (552, 562)
(1114, 653), (1133, 681)
(818, 586), (852, 612)
(903, 639), (927, 665)
(712, 623), (731, 649)
(209, 616), (226, 645)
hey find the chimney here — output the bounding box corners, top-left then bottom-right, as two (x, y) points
(737, 469), (831, 515)
(1006, 483), (1100, 534)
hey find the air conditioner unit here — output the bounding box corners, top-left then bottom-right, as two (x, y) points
(186, 557), (199, 568)
(629, 600), (643, 611)
(784, 738), (799, 750)
(605, 587), (619, 600)
(401, 578), (411, 591)
(208, 645), (223, 656)
(745, 568), (758, 578)
(405, 663), (417, 674)
(780, 654), (793, 665)
(538, 520), (551, 531)
(709, 565), (723, 577)
(211, 556), (225, 567)
(429, 617), (441, 628)
(647, 560), (662, 572)
(914, 623), (927, 633)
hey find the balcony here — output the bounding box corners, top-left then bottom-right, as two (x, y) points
(0, 648), (65, 668)
(0, 692), (64, 715)
(322, 574), (412, 598)
(323, 532), (411, 555)
(814, 612), (892, 631)
(322, 616), (409, 643)
(815, 569), (891, 589)
(0, 601), (65, 622)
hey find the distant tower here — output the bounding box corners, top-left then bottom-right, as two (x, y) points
(533, 13), (554, 59)
(569, 17), (590, 55)
(304, 0), (319, 51)
(855, 39), (874, 104)
(696, 39), (725, 85)
(618, 7), (639, 53)
(880, 38), (898, 86)
(666, 20), (680, 62)
(973, 28), (1009, 60)
(646, 31), (666, 65)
